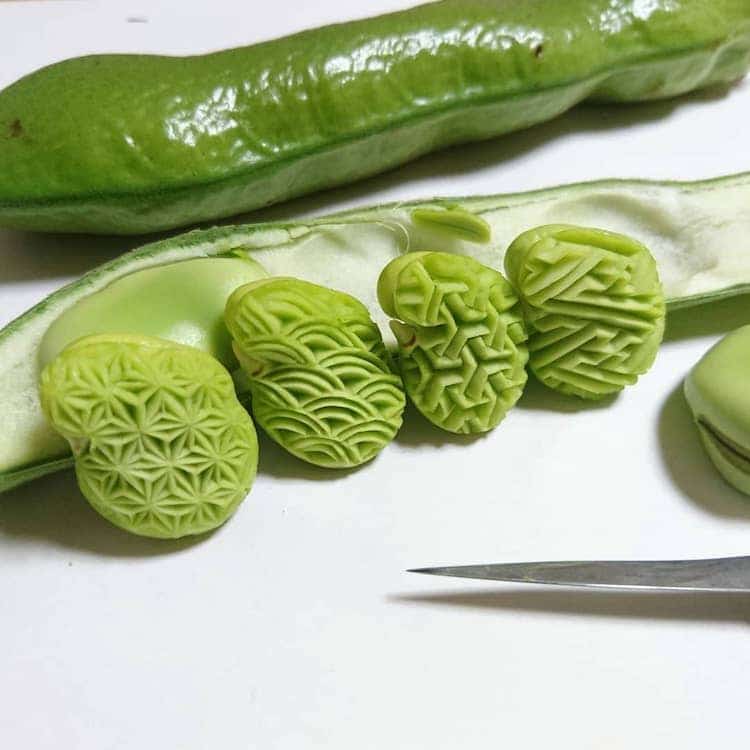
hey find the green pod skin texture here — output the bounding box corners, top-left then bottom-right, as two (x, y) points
(1, 0), (749, 234)
(39, 256), (267, 368)
(40, 334), (258, 538)
(378, 251), (528, 434)
(2, 170), (750, 491)
(684, 325), (750, 496)
(505, 224), (665, 399)
(225, 278), (406, 468)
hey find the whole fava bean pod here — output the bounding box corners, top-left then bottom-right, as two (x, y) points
(504, 225), (665, 399)
(2, 1), (750, 234)
(39, 334), (259, 539)
(377, 252), (528, 434)
(4, 170), (750, 491)
(684, 326), (750, 496)
(39, 256), (267, 368)
(224, 278), (406, 469)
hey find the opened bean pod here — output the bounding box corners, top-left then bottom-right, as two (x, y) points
(3, 172), (750, 494)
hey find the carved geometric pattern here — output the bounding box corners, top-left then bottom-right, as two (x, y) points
(39, 334), (258, 538)
(225, 279), (405, 468)
(382, 252), (528, 434)
(505, 225), (665, 399)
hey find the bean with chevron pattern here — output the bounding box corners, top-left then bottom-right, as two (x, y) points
(378, 252), (528, 434)
(225, 278), (406, 468)
(504, 225), (665, 399)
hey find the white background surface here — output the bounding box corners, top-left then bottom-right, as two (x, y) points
(2, 2), (750, 748)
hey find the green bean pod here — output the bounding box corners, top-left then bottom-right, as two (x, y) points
(2, 170), (750, 490)
(1, 0), (749, 234)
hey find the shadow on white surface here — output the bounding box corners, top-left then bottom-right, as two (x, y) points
(256, 428), (369, 481)
(665, 295), (750, 342)
(0, 230), (161, 283)
(658, 383), (750, 520)
(394, 403), (486, 448)
(0, 468), (214, 557)
(392, 588), (750, 622)
(516, 375), (617, 413)
(255, 406), (481, 470)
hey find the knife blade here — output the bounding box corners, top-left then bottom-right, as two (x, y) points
(408, 556), (750, 592)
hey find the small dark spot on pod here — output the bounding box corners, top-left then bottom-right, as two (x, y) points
(9, 119), (23, 138)
(533, 44), (544, 59)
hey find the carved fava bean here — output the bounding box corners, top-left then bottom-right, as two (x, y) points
(505, 225), (665, 399)
(40, 334), (258, 538)
(378, 252), (528, 434)
(225, 278), (406, 468)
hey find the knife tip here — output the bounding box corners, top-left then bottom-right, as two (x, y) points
(406, 567), (440, 575)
